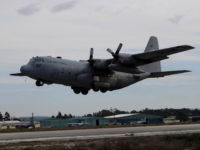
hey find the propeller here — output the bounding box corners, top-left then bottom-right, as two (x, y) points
(89, 48), (93, 60)
(88, 47), (112, 69)
(107, 43), (123, 59)
(88, 48), (94, 64)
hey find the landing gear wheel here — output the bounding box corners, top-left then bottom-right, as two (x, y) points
(36, 80), (44, 86)
(93, 88), (99, 92)
(100, 89), (107, 93)
(73, 88), (80, 94)
(81, 90), (88, 95)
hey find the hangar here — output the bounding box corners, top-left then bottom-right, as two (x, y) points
(40, 118), (69, 128)
(105, 113), (163, 125)
(68, 117), (108, 127)
(40, 117), (108, 128)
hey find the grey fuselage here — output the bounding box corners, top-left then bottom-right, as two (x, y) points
(20, 56), (149, 91)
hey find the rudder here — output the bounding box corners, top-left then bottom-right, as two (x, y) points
(140, 36), (161, 73)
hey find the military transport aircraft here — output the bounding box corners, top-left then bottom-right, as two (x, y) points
(11, 36), (194, 95)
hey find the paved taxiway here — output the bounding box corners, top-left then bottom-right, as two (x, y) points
(0, 124), (200, 143)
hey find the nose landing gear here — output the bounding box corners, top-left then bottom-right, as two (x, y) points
(36, 80), (44, 86)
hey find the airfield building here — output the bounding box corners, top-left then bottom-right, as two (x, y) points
(105, 113), (163, 125)
(40, 117), (109, 128)
(163, 116), (180, 124)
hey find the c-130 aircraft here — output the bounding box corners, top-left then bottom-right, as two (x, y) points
(11, 36), (194, 95)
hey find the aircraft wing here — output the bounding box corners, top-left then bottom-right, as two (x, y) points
(10, 73), (25, 76)
(131, 45), (194, 66)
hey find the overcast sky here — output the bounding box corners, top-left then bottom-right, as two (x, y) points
(0, 0), (200, 117)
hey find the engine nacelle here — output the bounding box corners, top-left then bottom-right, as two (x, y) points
(93, 60), (109, 70)
(118, 53), (136, 64)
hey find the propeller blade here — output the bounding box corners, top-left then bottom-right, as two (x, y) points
(89, 48), (94, 61)
(107, 48), (115, 56)
(115, 43), (123, 54)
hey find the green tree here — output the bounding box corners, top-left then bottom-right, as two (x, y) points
(68, 114), (73, 118)
(64, 114), (68, 119)
(56, 112), (63, 119)
(130, 110), (137, 113)
(0, 112), (3, 121)
(4, 112), (10, 121)
(86, 114), (92, 117)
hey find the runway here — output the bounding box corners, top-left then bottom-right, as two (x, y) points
(0, 124), (200, 143)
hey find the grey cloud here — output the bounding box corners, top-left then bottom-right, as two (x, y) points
(51, 1), (78, 13)
(113, 8), (127, 16)
(18, 4), (40, 16)
(169, 15), (184, 24)
(95, 6), (127, 16)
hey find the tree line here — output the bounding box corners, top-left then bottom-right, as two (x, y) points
(3, 108), (198, 122)
(138, 108), (200, 121)
(51, 112), (73, 119)
(85, 108), (200, 121)
(51, 108), (200, 121)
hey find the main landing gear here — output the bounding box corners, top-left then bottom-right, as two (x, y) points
(92, 87), (107, 93)
(35, 80), (44, 86)
(72, 87), (107, 95)
(100, 89), (107, 93)
(72, 87), (89, 95)
(92, 88), (107, 93)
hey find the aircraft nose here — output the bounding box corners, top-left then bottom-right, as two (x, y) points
(20, 65), (27, 73)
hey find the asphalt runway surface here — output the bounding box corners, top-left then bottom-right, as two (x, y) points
(0, 124), (200, 143)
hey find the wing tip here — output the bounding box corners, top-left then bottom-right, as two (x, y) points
(187, 45), (195, 49)
(181, 45), (195, 49)
(183, 70), (191, 73)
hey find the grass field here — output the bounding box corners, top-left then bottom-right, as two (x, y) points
(1, 133), (200, 150)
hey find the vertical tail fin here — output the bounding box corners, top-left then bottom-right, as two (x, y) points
(144, 36), (159, 52)
(140, 36), (161, 73)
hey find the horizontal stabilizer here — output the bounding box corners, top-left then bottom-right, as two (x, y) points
(10, 73), (25, 76)
(149, 70), (190, 78)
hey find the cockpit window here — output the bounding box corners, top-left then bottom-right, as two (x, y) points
(28, 58), (34, 65)
(29, 57), (44, 65)
(33, 57), (44, 62)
